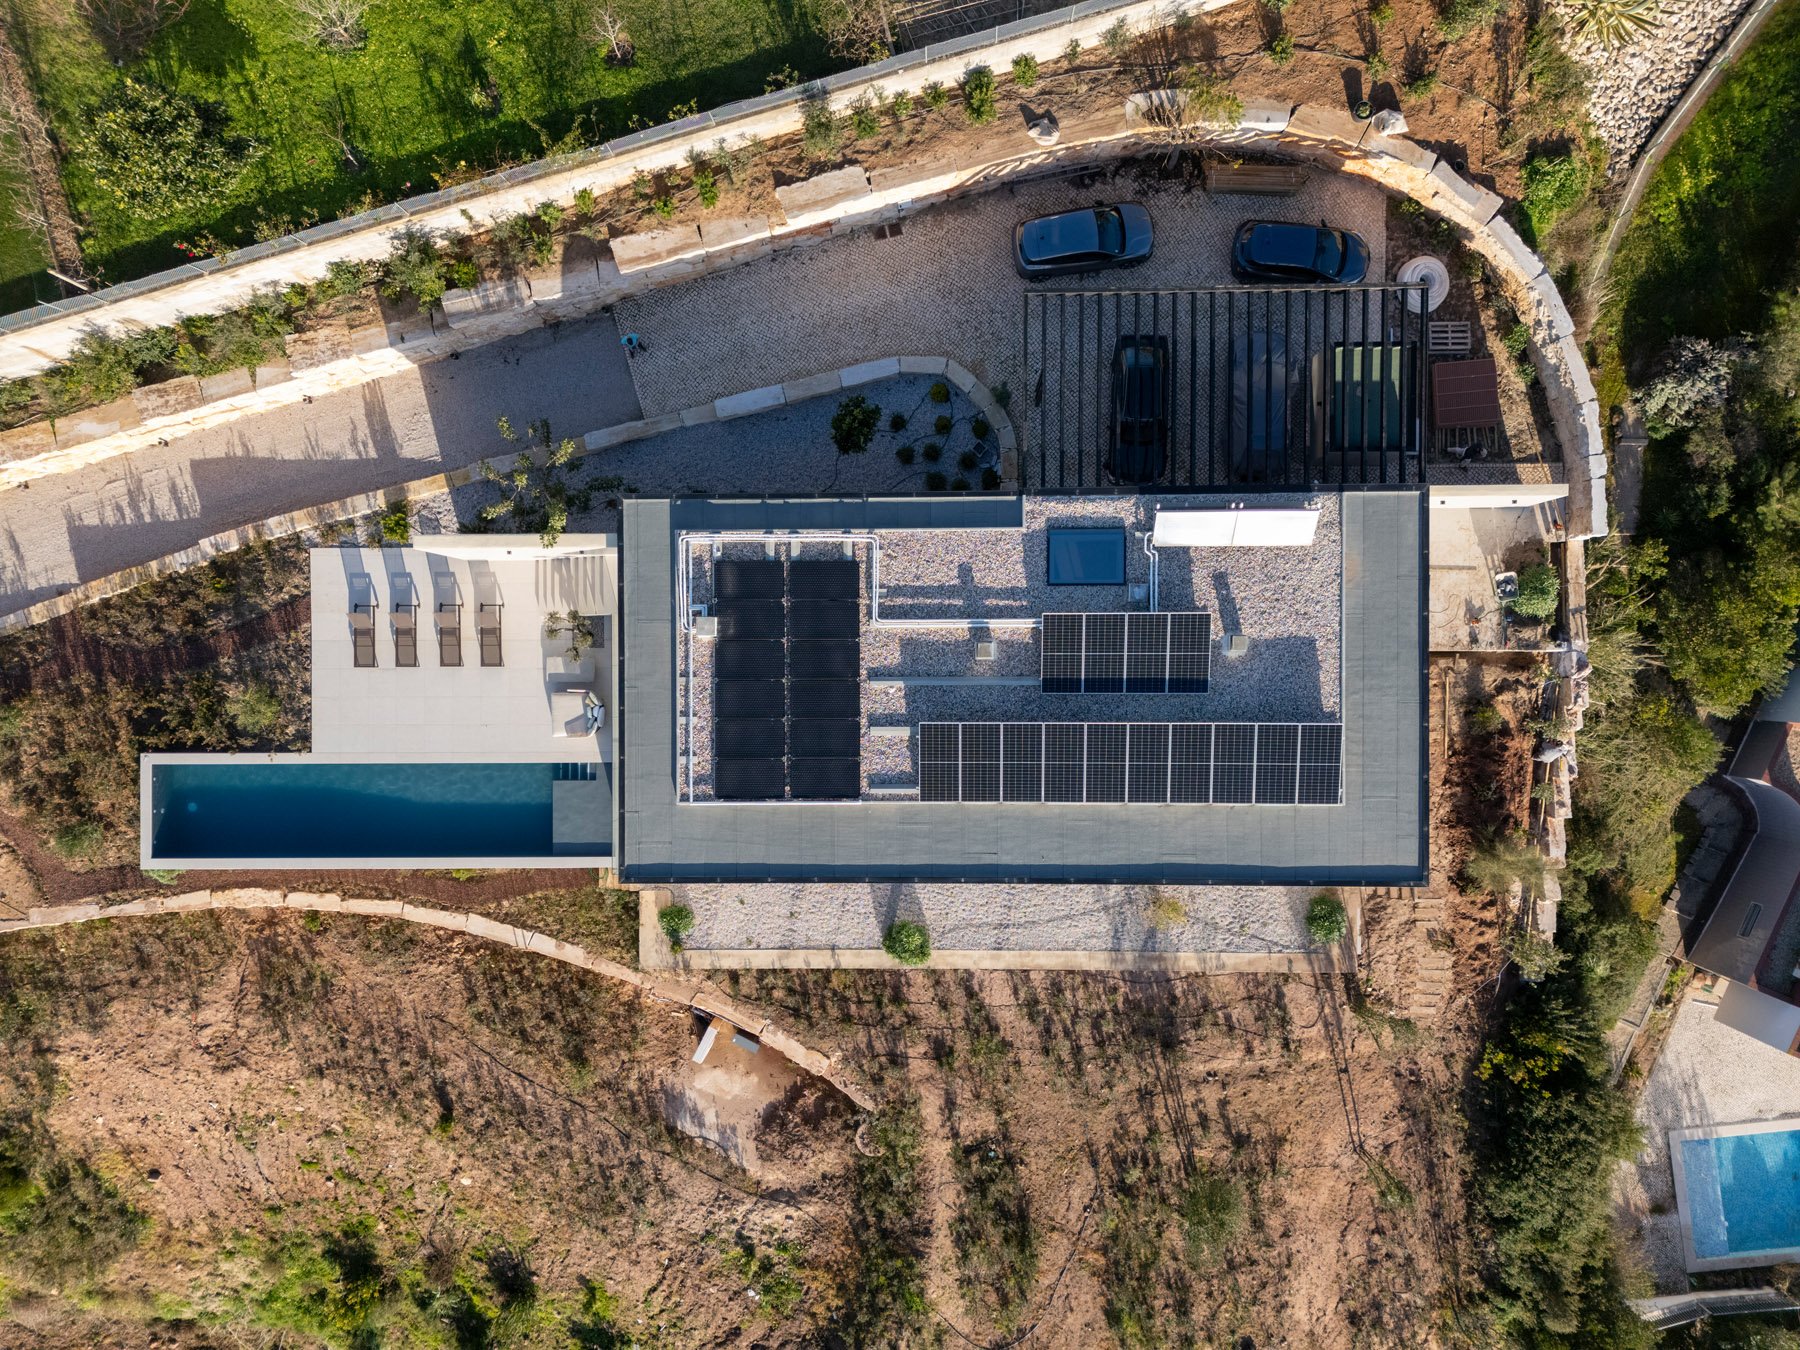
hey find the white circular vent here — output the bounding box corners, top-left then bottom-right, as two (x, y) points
(1396, 255), (1451, 312)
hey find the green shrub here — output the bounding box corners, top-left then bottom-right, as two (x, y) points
(81, 78), (256, 217)
(480, 416), (597, 548)
(831, 395), (881, 455)
(1010, 53), (1039, 87)
(925, 471), (947, 490)
(1567, 0), (1661, 47)
(980, 467), (1001, 490)
(4, 1160), (146, 1282)
(1469, 699), (1506, 734)
(1437, 0), (1507, 37)
(883, 921), (931, 965)
(889, 411), (907, 432)
(1402, 68), (1439, 97)
(694, 167), (719, 208)
(929, 381), (951, 403)
(1464, 833), (1546, 898)
(1268, 32), (1296, 64)
(850, 96), (881, 139)
(838, 1100), (929, 1342)
(1178, 1168), (1244, 1264)
(1519, 149), (1594, 246)
(971, 415), (991, 439)
(143, 868), (184, 884)
(1372, 1), (1394, 23)
(658, 904), (695, 951)
(934, 414), (953, 435)
(51, 822), (103, 863)
(950, 476), (970, 491)
(889, 90), (915, 119)
(228, 682), (282, 736)
(380, 228), (451, 308)
(1306, 894), (1349, 945)
(921, 81), (949, 111)
(922, 442), (942, 462)
(961, 66), (998, 123)
(378, 501), (410, 545)
(1511, 563), (1560, 621)
(957, 449), (979, 471)
(802, 93), (840, 156)
(896, 444), (916, 464)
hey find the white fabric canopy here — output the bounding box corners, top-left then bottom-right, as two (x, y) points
(1152, 508), (1321, 548)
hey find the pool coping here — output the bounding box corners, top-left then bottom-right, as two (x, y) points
(138, 752), (615, 871)
(1669, 1117), (1800, 1273)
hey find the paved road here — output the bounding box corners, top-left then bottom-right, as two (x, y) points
(0, 311), (640, 614)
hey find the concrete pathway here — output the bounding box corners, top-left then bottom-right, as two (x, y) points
(0, 312), (640, 614)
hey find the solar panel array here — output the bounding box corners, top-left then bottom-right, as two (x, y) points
(1041, 612), (1211, 693)
(713, 559), (862, 800)
(917, 722), (1341, 804)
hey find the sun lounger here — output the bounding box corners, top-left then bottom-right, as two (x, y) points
(479, 601), (503, 667)
(437, 601), (462, 667)
(393, 599), (418, 667)
(351, 601), (377, 668)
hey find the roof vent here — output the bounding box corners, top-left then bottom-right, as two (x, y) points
(975, 638), (998, 662)
(1223, 634), (1250, 658)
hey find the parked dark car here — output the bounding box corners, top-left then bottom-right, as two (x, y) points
(1014, 203), (1153, 279)
(1107, 335), (1170, 485)
(1229, 220), (1370, 284)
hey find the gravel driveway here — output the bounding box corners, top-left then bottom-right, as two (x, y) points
(614, 167), (1391, 419)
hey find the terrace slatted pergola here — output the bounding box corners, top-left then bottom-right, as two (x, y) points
(1021, 284), (1429, 491)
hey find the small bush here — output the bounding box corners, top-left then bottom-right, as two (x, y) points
(1366, 50), (1390, 78)
(801, 93), (840, 156)
(950, 476), (970, 491)
(971, 415), (991, 439)
(1639, 336), (1739, 433)
(889, 411), (908, 432)
(1519, 148), (1593, 244)
(1469, 699), (1506, 734)
(1011, 53), (1039, 87)
(1179, 1169), (1244, 1263)
(958, 450), (979, 471)
(1268, 32), (1296, 64)
(883, 920), (931, 965)
(896, 444), (916, 464)
(929, 381), (951, 403)
(694, 168), (719, 208)
(1372, 1), (1394, 23)
(961, 66), (998, 124)
(1306, 894), (1349, 945)
(229, 682), (282, 736)
(144, 867), (183, 884)
(850, 96), (881, 139)
(889, 90), (914, 120)
(922, 442), (942, 461)
(659, 904), (695, 951)
(980, 467), (1001, 490)
(1511, 563), (1560, 621)
(52, 822), (103, 863)
(1402, 69), (1439, 97)
(1437, 0), (1506, 37)
(921, 81), (949, 111)
(81, 78), (256, 217)
(378, 501), (410, 544)
(925, 471), (948, 491)
(934, 414), (953, 435)
(651, 195), (676, 219)
(832, 395), (882, 455)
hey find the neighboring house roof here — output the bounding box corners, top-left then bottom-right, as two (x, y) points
(1689, 776), (1800, 987)
(617, 489), (1428, 884)
(1715, 979), (1800, 1056)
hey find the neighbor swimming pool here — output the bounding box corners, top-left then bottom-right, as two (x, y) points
(147, 760), (602, 862)
(1676, 1121), (1800, 1262)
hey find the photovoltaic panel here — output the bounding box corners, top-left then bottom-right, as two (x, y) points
(1168, 613), (1212, 693)
(1254, 724), (1300, 804)
(788, 559), (859, 600)
(1126, 613), (1171, 693)
(914, 722), (1340, 804)
(960, 722), (1002, 802)
(1002, 723), (1044, 802)
(715, 718), (785, 760)
(788, 601), (859, 639)
(1085, 723), (1127, 802)
(790, 719), (860, 759)
(1083, 615), (1126, 694)
(716, 641), (784, 680)
(716, 681), (785, 719)
(715, 559), (784, 599)
(1045, 724), (1086, 801)
(1170, 723), (1213, 803)
(1298, 724), (1344, 804)
(790, 759), (861, 799)
(1212, 724), (1256, 803)
(1041, 614), (1083, 693)
(788, 641), (859, 680)
(788, 680), (860, 719)
(714, 600), (783, 640)
(919, 723), (960, 802)
(715, 759), (785, 799)
(1128, 723), (1171, 803)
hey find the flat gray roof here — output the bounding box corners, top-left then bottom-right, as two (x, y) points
(618, 492), (1427, 883)
(1690, 776), (1800, 987)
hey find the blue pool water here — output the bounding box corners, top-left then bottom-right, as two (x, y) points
(151, 761), (582, 860)
(1680, 1127), (1800, 1258)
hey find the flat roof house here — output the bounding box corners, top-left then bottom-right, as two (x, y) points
(139, 489), (1427, 888)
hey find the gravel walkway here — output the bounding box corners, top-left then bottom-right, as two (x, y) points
(613, 169), (1391, 419)
(1574, 0), (1758, 167)
(670, 880), (1318, 954)
(1615, 994), (1800, 1291)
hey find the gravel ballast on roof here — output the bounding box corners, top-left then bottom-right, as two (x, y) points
(670, 881), (1319, 954)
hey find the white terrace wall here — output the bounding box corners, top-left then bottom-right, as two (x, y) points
(0, 0), (1209, 378)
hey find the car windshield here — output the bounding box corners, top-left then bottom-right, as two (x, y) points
(1094, 208), (1124, 255)
(1312, 230), (1344, 276)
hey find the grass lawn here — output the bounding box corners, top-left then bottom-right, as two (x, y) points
(0, 118), (52, 313)
(14, 0), (835, 286)
(1600, 0), (1800, 374)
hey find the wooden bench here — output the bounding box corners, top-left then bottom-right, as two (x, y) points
(1202, 162), (1307, 196)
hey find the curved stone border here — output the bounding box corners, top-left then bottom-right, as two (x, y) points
(0, 355), (1018, 632)
(0, 886), (875, 1111)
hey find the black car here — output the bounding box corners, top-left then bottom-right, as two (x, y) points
(1014, 203), (1153, 279)
(1107, 336), (1170, 485)
(1229, 220), (1370, 284)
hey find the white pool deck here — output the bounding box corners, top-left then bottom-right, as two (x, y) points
(1616, 992), (1800, 1289)
(310, 537), (617, 764)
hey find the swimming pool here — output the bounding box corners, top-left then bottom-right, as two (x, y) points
(1673, 1120), (1800, 1265)
(147, 760), (604, 863)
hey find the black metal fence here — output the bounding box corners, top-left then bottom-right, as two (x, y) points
(1021, 285), (1429, 491)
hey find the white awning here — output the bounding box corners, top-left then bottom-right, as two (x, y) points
(1152, 508), (1321, 548)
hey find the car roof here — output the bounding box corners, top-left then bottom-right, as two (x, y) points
(1020, 209), (1101, 261)
(1246, 223), (1319, 268)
